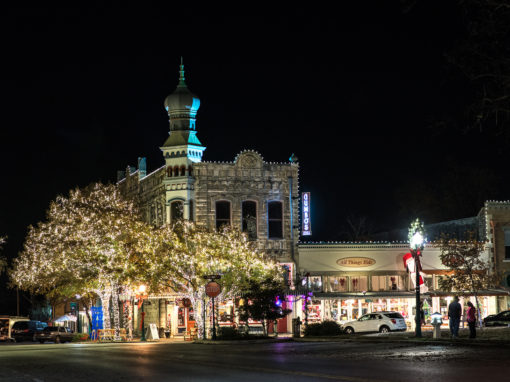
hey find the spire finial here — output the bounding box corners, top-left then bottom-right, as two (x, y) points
(178, 57), (186, 87)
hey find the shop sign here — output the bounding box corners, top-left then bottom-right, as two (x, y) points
(302, 192), (312, 236)
(336, 257), (376, 267)
(205, 281), (222, 298)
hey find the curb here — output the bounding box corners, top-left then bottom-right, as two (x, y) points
(193, 338), (293, 345)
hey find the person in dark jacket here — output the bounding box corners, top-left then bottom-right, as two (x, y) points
(466, 301), (477, 339)
(448, 296), (462, 338)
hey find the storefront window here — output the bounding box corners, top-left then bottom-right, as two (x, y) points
(327, 276), (347, 292)
(371, 276), (386, 291)
(350, 276), (367, 292)
(308, 276), (322, 292)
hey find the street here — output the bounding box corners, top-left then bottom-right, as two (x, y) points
(1, 340), (509, 381)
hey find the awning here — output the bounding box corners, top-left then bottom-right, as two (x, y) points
(53, 314), (77, 323)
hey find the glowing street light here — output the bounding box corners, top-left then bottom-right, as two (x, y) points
(408, 218), (426, 338)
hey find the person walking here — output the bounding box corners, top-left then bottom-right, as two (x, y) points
(448, 296), (462, 338)
(466, 301), (477, 339)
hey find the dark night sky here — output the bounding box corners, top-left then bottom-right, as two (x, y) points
(1, 3), (508, 312)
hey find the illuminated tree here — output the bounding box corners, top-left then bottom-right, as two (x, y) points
(11, 183), (151, 339)
(143, 221), (284, 339)
(436, 232), (500, 327)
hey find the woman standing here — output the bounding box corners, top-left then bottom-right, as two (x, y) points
(466, 301), (477, 339)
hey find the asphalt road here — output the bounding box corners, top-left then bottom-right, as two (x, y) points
(1, 340), (509, 381)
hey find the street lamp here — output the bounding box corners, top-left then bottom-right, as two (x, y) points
(138, 285), (147, 342)
(409, 218), (425, 338)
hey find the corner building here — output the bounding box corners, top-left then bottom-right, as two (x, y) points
(118, 63), (299, 337)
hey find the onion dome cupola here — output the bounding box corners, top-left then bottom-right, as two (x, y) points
(161, 58), (206, 164)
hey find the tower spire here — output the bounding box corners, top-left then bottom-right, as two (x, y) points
(178, 56), (186, 87)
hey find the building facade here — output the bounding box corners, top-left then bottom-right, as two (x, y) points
(117, 63), (299, 336)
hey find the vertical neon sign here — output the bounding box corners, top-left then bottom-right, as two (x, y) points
(302, 192), (311, 236)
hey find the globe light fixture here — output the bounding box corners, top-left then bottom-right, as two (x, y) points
(408, 218), (426, 338)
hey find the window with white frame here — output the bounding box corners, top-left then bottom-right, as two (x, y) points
(350, 276), (368, 292)
(327, 276), (348, 292)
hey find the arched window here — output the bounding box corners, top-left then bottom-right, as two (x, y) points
(180, 166), (186, 176)
(170, 200), (184, 222)
(167, 167), (172, 177)
(267, 201), (283, 239)
(188, 165), (193, 177)
(173, 166), (179, 177)
(215, 201), (231, 231)
(242, 200), (257, 240)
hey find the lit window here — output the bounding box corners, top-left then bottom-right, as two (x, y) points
(242, 201), (257, 240)
(216, 201), (231, 230)
(267, 201), (283, 239)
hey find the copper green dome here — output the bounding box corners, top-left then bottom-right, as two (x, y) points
(164, 59), (200, 131)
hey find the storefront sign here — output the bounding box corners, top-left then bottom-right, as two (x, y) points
(205, 281), (222, 298)
(336, 257), (376, 267)
(302, 192), (311, 236)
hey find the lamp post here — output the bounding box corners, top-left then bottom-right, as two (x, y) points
(409, 219), (425, 338)
(138, 285), (147, 342)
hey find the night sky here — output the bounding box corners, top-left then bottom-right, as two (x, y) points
(1, 4), (508, 313)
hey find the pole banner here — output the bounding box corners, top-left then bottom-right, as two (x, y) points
(403, 252), (428, 293)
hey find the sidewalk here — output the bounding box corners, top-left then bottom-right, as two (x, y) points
(294, 327), (510, 347)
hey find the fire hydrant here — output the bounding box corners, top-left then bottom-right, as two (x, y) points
(431, 312), (443, 339)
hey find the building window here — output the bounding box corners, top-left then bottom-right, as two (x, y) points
(505, 229), (510, 260)
(242, 201), (257, 240)
(267, 201), (283, 239)
(170, 201), (184, 222)
(350, 276), (368, 292)
(180, 166), (186, 176)
(327, 276), (347, 292)
(166, 167), (172, 177)
(308, 276), (322, 292)
(371, 276), (386, 291)
(216, 201), (231, 230)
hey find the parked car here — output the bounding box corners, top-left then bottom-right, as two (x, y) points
(483, 310), (510, 327)
(11, 320), (46, 342)
(0, 316), (30, 342)
(342, 312), (407, 334)
(35, 326), (74, 343)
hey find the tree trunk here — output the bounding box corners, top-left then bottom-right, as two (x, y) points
(111, 285), (121, 341)
(190, 291), (204, 339)
(99, 290), (111, 330)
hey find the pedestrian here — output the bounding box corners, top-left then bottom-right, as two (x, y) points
(448, 296), (462, 338)
(419, 301), (426, 326)
(466, 301), (477, 339)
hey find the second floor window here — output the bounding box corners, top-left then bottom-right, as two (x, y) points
(267, 201), (283, 239)
(242, 201), (257, 240)
(216, 201), (231, 230)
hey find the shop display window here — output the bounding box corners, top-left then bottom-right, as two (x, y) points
(308, 276), (323, 292)
(350, 276), (367, 292)
(327, 276), (347, 292)
(307, 300), (322, 322)
(371, 276), (386, 291)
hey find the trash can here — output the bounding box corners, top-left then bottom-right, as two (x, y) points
(292, 318), (302, 338)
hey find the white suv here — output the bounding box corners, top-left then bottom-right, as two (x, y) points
(342, 311), (407, 334)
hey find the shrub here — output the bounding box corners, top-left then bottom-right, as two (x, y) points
(304, 320), (342, 337)
(72, 332), (89, 342)
(217, 326), (242, 339)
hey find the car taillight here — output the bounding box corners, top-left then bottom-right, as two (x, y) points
(23, 329), (30, 333)
(391, 319), (396, 324)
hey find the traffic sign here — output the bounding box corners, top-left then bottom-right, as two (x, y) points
(205, 281), (222, 298)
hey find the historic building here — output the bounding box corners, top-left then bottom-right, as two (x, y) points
(117, 62), (299, 336)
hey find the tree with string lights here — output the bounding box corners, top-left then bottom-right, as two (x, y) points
(11, 182), (152, 340)
(142, 220), (284, 339)
(435, 232), (500, 328)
